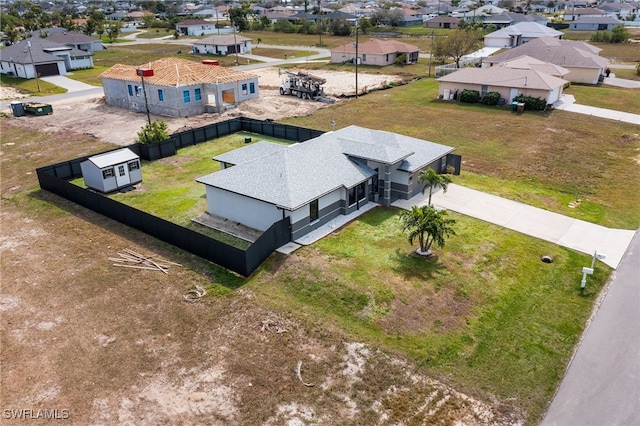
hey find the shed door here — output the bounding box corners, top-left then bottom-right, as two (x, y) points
(35, 63), (60, 77)
(114, 163), (131, 188)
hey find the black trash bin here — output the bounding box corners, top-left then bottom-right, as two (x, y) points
(10, 101), (25, 117)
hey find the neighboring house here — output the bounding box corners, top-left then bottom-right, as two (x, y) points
(196, 125), (459, 241)
(569, 17), (623, 31)
(46, 31), (105, 52)
(437, 64), (568, 104)
(483, 12), (548, 29)
(80, 148), (142, 193)
(484, 22), (563, 48)
(0, 37), (93, 78)
(100, 57), (259, 117)
(424, 16), (460, 29)
(192, 34), (252, 56)
(484, 37), (609, 84)
(331, 39), (420, 66)
(176, 19), (218, 36)
(563, 7), (607, 21)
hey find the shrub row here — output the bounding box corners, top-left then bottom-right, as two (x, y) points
(458, 90), (547, 110)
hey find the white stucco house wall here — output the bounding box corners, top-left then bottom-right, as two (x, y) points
(176, 19), (218, 36)
(197, 126), (460, 241)
(100, 57), (259, 117)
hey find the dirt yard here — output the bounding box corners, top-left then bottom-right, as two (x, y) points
(1, 68), (525, 424)
(3, 67), (403, 146)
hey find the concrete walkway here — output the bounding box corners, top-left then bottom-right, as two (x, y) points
(392, 184), (635, 269)
(542, 229), (640, 425)
(40, 75), (97, 92)
(553, 94), (640, 125)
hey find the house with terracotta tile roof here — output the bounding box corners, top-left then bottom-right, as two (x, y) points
(100, 57), (259, 117)
(330, 39), (420, 66)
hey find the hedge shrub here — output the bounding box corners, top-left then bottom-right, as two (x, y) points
(481, 91), (501, 105)
(513, 94), (547, 111)
(459, 89), (480, 103)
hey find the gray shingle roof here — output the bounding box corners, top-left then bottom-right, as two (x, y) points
(197, 126), (454, 210)
(485, 37), (608, 69)
(213, 141), (287, 165)
(484, 22), (563, 39)
(437, 65), (568, 90)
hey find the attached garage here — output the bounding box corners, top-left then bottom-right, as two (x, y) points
(35, 63), (60, 77)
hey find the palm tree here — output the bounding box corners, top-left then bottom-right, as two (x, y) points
(399, 205), (457, 256)
(419, 167), (452, 205)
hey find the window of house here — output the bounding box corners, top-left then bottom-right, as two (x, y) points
(135, 86), (142, 97)
(128, 85), (133, 96)
(348, 187), (356, 206)
(357, 182), (366, 201)
(118, 165), (126, 176)
(362, 54), (367, 62)
(310, 199), (319, 222)
(249, 82), (255, 94)
(481, 85), (488, 96)
(242, 84), (248, 95)
(128, 161), (140, 171)
(183, 90), (190, 103)
(195, 88), (202, 101)
(102, 168), (114, 179)
(158, 89), (164, 101)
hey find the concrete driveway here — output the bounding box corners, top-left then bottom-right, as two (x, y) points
(393, 184), (635, 269)
(40, 75), (97, 92)
(553, 94), (640, 125)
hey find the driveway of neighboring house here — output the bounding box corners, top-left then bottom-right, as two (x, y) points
(40, 75), (97, 92)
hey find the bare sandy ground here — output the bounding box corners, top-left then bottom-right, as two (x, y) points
(4, 67), (402, 146)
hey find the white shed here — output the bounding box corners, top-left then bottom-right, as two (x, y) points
(81, 148), (142, 193)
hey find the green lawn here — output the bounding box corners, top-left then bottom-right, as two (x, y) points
(283, 78), (640, 230)
(75, 132), (295, 247)
(249, 206), (610, 425)
(0, 74), (66, 96)
(565, 83), (640, 114)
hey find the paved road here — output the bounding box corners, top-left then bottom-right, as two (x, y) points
(541, 229), (640, 426)
(393, 184), (635, 269)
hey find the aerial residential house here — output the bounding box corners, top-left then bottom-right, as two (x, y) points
(424, 16), (460, 29)
(100, 57), (259, 117)
(484, 37), (609, 84)
(0, 37), (93, 78)
(331, 39), (420, 66)
(176, 19), (218, 36)
(46, 31), (105, 52)
(483, 12), (548, 29)
(483, 22), (563, 48)
(569, 16), (623, 31)
(80, 148), (142, 193)
(563, 7), (607, 21)
(192, 34), (252, 56)
(437, 57), (569, 104)
(196, 126), (459, 241)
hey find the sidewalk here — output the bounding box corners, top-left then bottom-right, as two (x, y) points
(392, 184), (635, 269)
(553, 94), (640, 125)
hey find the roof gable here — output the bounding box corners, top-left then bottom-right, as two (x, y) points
(88, 148), (139, 169)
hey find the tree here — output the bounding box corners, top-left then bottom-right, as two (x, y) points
(358, 17), (371, 34)
(228, 3), (251, 31)
(137, 120), (170, 144)
(330, 19), (352, 36)
(439, 29), (482, 68)
(610, 25), (630, 43)
(419, 167), (452, 205)
(399, 205), (457, 255)
(106, 22), (123, 43)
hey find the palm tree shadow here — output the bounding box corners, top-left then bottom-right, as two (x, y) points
(391, 248), (446, 281)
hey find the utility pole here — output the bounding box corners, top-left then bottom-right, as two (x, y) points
(137, 68), (152, 125)
(26, 40), (41, 92)
(354, 26), (359, 99)
(428, 30), (434, 77)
